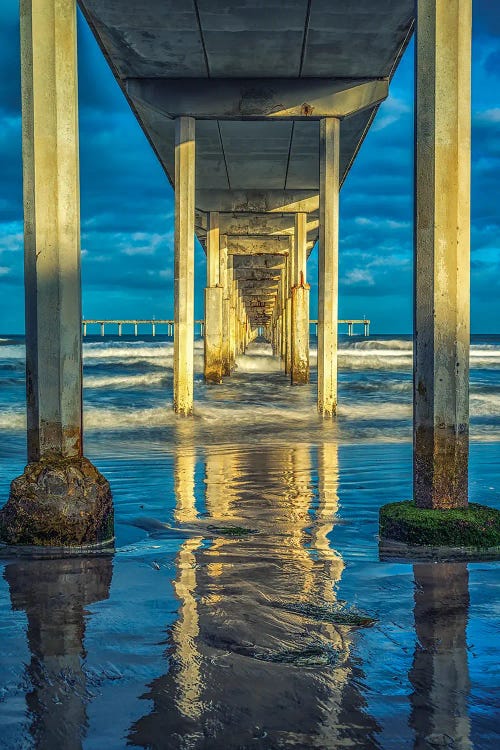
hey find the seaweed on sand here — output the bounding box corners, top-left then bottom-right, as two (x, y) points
(271, 600), (377, 627)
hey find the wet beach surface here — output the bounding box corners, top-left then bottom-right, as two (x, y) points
(0, 336), (499, 749)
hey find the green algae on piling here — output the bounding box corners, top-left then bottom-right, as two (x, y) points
(379, 501), (500, 549)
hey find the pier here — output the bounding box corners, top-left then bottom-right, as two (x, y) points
(82, 319), (370, 338)
(0, 0), (476, 548)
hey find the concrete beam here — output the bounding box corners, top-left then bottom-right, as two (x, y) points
(196, 190), (319, 214)
(196, 211), (319, 237)
(233, 270), (281, 281)
(414, 0), (471, 509)
(127, 77), (389, 120)
(232, 255), (286, 270)
(227, 237), (291, 255)
(238, 284), (278, 292)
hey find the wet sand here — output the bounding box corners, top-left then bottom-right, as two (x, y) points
(0, 339), (499, 748)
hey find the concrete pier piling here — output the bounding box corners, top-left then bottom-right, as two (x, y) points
(220, 235), (231, 376)
(414, 0), (471, 509)
(173, 116), (195, 416)
(291, 213), (310, 385)
(204, 212), (223, 384)
(318, 118), (340, 416)
(0, 0), (113, 550)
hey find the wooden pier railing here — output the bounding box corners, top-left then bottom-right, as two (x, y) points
(82, 318), (370, 337)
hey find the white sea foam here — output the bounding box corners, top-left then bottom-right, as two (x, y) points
(0, 345), (25, 360)
(84, 372), (168, 389)
(235, 353), (282, 374)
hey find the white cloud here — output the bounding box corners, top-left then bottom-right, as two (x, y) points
(368, 254), (410, 268)
(343, 268), (375, 286)
(354, 216), (410, 230)
(122, 245), (157, 256)
(372, 96), (411, 132)
(474, 108), (500, 123)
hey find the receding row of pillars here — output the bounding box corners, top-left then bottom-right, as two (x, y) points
(14, 0), (472, 514)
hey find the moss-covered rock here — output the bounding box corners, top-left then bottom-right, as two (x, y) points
(0, 455), (114, 547)
(379, 501), (500, 549)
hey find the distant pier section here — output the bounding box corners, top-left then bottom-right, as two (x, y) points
(82, 319), (370, 337)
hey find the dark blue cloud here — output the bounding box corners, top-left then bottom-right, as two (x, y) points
(0, 4), (499, 333)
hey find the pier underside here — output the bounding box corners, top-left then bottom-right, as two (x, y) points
(0, 0), (483, 550)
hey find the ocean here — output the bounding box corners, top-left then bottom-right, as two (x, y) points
(0, 333), (499, 749)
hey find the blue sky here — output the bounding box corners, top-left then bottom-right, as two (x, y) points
(0, 2), (499, 334)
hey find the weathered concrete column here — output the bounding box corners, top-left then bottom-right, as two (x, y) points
(174, 116), (195, 415)
(220, 235), (231, 375)
(0, 0), (113, 549)
(284, 243), (294, 374)
(318, 118), (340, 416)
(204, 212), (223, 383)
(414, 0), (471, 508)
(229, 278), (238, 369)
(279, 266), (287, 366)
(291, 212), (310, 384)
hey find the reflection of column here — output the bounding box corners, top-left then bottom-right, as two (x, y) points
(130, 442), (379, 748)
(314, 443), (345, 605)
(172, 435), (202, 719)
(205, 446), (239, 521)
(284, 446), (315, 594)
(409, 563), (472, 750)
(4, 557), (112, 750)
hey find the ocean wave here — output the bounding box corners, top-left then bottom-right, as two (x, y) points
(234, 353), (282, 373)
(0, 345), (25, 360)
(342, 338), (412, 351)
(2, 392), (499, 433)
(84, 372), (169, 389)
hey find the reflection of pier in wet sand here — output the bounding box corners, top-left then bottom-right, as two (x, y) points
(129, 440), (379, 749)
(4, 557), (112, 750)
(1, 439), (489, 748)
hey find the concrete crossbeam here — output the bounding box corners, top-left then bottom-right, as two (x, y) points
(232, 255), (286, 270)
(196, 211), (319, 236)
(126, 77), (389, 120)
(227, 237), (291, 255)
(196, 190), (319, 214)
